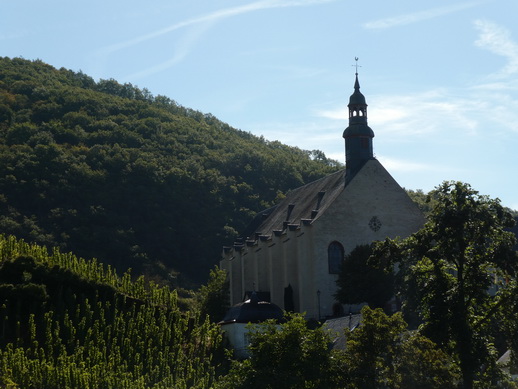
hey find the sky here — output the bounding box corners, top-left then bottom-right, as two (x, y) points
(2, 0), (518, 210)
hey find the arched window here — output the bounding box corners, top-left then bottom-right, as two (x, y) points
(328, 241), (344, 274)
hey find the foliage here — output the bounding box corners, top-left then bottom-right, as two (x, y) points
(335, 244), (394, 309)
(344, 306), (460, 389)
(217, 308), (462, 389)
(406, 188), (438, 216)
(374, 181), (518, 388)
(196, 266), (230, 323)
(0, 56), (341, 285)
(215, 313), (348, 389)
(0, 234), (222, 388)
(396, 332), (461, 389)
(344, 307), (406, 388)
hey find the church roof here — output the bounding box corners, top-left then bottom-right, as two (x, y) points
(349, 74), (366, 106)
(322, 313), (362, 350)
(241, 169), (346, 240)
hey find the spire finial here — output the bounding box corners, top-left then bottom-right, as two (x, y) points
(353, 57), (361, 75)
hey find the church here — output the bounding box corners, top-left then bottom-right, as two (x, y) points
(220, 72), (425, 320)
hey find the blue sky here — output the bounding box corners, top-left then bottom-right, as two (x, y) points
(2, 0), (518, 210)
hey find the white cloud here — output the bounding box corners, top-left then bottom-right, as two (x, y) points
(376, 155), (439, 173)
(315, 90), (481, 138)
(315, 107), (347, 120)
(363, 2), (481, 30)
(474, 19), (518, 78)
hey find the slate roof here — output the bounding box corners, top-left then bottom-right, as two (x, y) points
(241, 169), (346, 240)
(218, 293), (284, 325)
(322, 313), (362, 350)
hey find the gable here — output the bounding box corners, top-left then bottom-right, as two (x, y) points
(315, 159), (425, 249)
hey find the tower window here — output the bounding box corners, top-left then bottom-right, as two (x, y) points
(328, 241), (344, 274)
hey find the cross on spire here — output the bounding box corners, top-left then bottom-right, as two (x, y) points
(352, 57), (361, 75)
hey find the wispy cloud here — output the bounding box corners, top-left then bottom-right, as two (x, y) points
(124, 22), (212, 80)
(96, 0), (335, 80)
(474, 20), (518, 78)
(377, 156), (444, 173)
(98, 0), (335, 56)
(0, 30), (28, 41)
(363, 2), (480, 30)
(314, 89), (485, 139)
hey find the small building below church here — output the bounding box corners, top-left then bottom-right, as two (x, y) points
(220, 72), (425, 320)
(218, 293), (284, 359)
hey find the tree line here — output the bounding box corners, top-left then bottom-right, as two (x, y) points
(0, 56), (340, 286)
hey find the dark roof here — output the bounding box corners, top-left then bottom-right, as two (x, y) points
(241, 169), (346, 240)
(349, 74), (366, 105)
(218, 294), (284, 325)
(322, 313), (362, 350)
(343, 123), (374, 138)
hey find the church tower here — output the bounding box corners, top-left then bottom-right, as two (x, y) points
(220, 65), (426, 320)
(343, 69), (375, 184)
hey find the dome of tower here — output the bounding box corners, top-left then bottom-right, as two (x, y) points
(343, 123), (374, 138)
(218, 293), (284, 324)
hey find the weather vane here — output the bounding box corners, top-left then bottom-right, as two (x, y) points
(352, 57), (361, 74)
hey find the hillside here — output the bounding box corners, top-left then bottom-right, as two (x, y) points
(0, 234), (221, 388)
(0, 57), (341, 285)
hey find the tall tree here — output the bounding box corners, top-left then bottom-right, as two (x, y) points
(196, 266), (230, 323)
(335, 244), (394, 310)
(215, 313), (348, 389)
(344, 306), (459, 389)
(374, 181), (517, 388)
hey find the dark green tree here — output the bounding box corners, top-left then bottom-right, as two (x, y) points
(215, 313), (348, 389)
(374, 181), (518, 389)
(335, 244), (394, 309)
(406, 188), (438, 216)
(345, 306), (459, 389)
(344, 307), (406, 388)
(197, 266), (230, 323)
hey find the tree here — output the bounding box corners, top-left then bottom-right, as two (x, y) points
(215, 313), (348, 389)
(335, 244), (394, 309)
(344, 307), (406, 388)
(374, 181), (518, 389)
(406, 188), (437, 216)
(196, 266), (230, 323)
(396, 332), (461, 389)
(344, 306), (459, 389)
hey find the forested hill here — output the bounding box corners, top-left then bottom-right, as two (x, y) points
(0, 57), (341, 285)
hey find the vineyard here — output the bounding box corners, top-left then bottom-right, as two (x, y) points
(0, 235), (222, 388)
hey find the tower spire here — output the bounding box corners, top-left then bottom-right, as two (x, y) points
(353, 56), (361, 74)
(343, 59), (375, 185)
